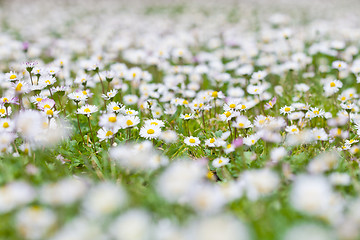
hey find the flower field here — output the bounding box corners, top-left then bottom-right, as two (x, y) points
(1, 0), (360, 239)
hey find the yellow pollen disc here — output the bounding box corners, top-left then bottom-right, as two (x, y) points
(43, 104), (51, 109)
(45, 80), (51, 84)
(84, 108), (91, 113)
(285, 107), (291, 112)
(239, 123), (244, 127)
(210, 138), (215, 143)
(15, 83), (22, 91)
(183, 100), (188, 105)
(113, 106), (120, 111)
(126, 120), (133, 126)
(207, 171), (214, 179)
(227, 144), (231, 149)
(219, 159), (223, 163)
(212, 91), (218, 97)
(3, 98), (8, 103)
(126, 111), (133, 114)
(337, 129), (341, 135)
(9, 74), (16, 80)
(291, 128), (297, 132)
(350, 140), (354, 143)
(189, 138), (196, 143)
(269, 102), (273, 106)
(108, 116), (117, 122)
(185, 114), (190, 118)
(24, 148), (29, 154)
(194, 104), (198, 107)
(254, 89), (258, 92)
(132, 73), (136, 78)
(225, 111), (231, 117)
(151, 122), (158, 125)
(46, 109), (54, 115)
(341, 97), (346, 101)
(229, 104), (236, 108)
(36, 98), (42, 102)
(105, 131), (113, 136)
(0, 109), (5, 114)
(147, 129), (155, 134)
(199, 103), (203, 107)
(317, 136), (321, 139)
(3, 122), (9, 128)
(330, 82), (336, 87)
(354, 148), (359, 153)
(251, 140), (255, 143)
(350, 94), (354, 97)
(82, 91), (87, 95)
(259, 120), (265, 124)
(241, 105), (246, 109)
(313, 110), (319, 114)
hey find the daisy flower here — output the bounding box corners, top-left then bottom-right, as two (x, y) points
(0, 106), (11, 117)
(180, 113), (195, 120)
(107, 102), (124, 114)
(101, 89), (118, 100)
(0, 118), (15, 132)
(205, 138), (217, 147)
(97, 128), (116, 142)
(120, 115), (140, 129)
(77, 104), (98, 117)
(99, 113), (121, 129)
(68, 91), (88, 103)
(38, 75), (57, 87)
(5, 71), (20, 82)
(139, 125), (161, 139)
(212, 157), (230, 168)
(30, 94), (48, 104)
(184, 136), (201, 146)
(243, 134), (260, 146)
(219, 111), (237, 121)
(247, 84), (264, 95)
(285, 125), (300, 134)
(123, 94), (139, 105)
(264, 97), (276, 110)
(124, 108), (139, 116)
(332, 60), (347, 71)
(253, 115), (272, 128)
(280, 105), (294, 115)
(224, 143), (235, 154)
(144, 119), (165, 128)
(308, 107), (325, 118)
(312, 128), (328, 141)
(13, 81), (30, 94)
(233, 116), (253, 129)
(223, 99), (241, 111)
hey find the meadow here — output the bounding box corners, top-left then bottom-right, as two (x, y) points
(0, 0), (360, 239)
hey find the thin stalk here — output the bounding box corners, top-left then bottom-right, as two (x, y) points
(87, 116), (97, 152)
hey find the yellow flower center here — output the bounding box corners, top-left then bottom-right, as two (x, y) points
(341, 97), (346, 101)
(45, 80), (51, 84)
(313, 110), (319, 115)
(36, 98), (42, 102)
(82, 91), (87, 95)
(227, 144), (231, 149)
(218, 159), (223, 163)
(284, 107), (291, 112)
(105, 131), (113, 136)
(15, 83), (23, 91)
(238, 123), (244, 127)
(0, 109), (5, 114)
(225, 111), (231, 117)
(185, 114), (190, 118)
(147, 129), (155, 134)
(9, 74), (17, 80)
(3, 122), (9, 128)
(229, 104), (236, 108)
(183, 100), (188, 105)
(330, 82), (336, 87)
(108, 116), (117, 122)
(126, 120), (133, 126)
(43, 104), (51, 109)
(251, 140), (255, 143)
(210, 138), (215, 143)
(151, 122), (158, 125)
(84, 108), (91, 113)
(291, 128), (297, 132)
(2, 98), (8, 103)
(113, 106), (120, 111)
(212, 91), (218, 97)
(46, 109), (54, 115)
(189, 138), (196, 143)
(241, 105), (246, 109)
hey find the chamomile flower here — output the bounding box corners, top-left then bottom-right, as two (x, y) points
(0, 105), (11, 117)
(0, 118), (14, 132)
(223, 99), (241, 111)
(139, 125), (161, 139)
(5, 71), (20, 82)
(332, 60), (347, 71)
(38, 75), (56, 87)
(184, 136), (201, 146)
(219, 111), (237, 121)
(123, 94), (139, 105)
(124, 108), (139, 116)
(37, 99), (55, 111)
(77, 104), (98, 117)
(13, 81), (30, 94)
(30, 94), (47, 104)
(212, 157), (230, 168)
(312, 128), (328, 141)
